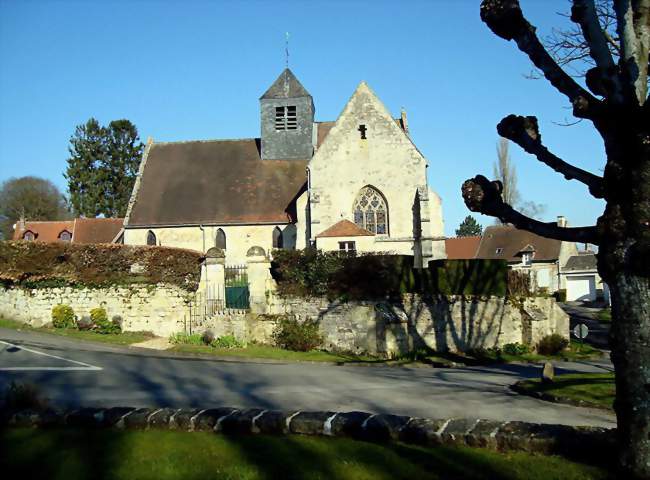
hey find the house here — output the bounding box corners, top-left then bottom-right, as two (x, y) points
(474, 218), (578, 293)
(12, 218), (124, 244)
(122, 68), (446, 265)
(444, 235), (481, 260)
(561, 251), (607, 302)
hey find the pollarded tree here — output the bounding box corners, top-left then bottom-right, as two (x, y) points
(462, 1), (649, 477)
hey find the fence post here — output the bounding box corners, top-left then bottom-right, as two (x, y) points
(246, 246), (271, 314)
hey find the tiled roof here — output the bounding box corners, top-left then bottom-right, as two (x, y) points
(564, 253), (598, 271)
(126, 139), (308, 227)
(13, 221), (74, 242)
(316, 219), (374, 238)
(444, 236), (481, 259)
(476, 225), (562, 262)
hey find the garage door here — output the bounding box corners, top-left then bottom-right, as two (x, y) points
(566, 275), (596, 301)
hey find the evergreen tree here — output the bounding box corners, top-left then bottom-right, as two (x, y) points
(455, 215), (483, 237)
(65, 118), (144, 218)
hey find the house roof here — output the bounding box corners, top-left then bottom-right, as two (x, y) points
(260, 68), (311, 99)
(12, 221), (74, 242)
(126, 139), (308, 227)
(476, 225), (562, 262)
(316, 219), (375, 238)
(445, 236), (481, 259)
(564, 253), (598, 271)
(72, 218), (124, 244)
(12, 218), (122, 244)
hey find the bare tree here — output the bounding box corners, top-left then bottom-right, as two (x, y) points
(462, 1), (650, 477)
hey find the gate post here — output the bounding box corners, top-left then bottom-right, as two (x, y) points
(205, 247), (226, 308)
(246, 246), (271, 314)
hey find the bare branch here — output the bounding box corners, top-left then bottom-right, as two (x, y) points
(480, 0), (603, 118)
(572, 0), (616, 68)
(461, 175), (600, 244)
(497, 114), (605, 198)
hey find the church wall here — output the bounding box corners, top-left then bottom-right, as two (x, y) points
(308, 84), (445, 260)
(124, 224), (296, 264)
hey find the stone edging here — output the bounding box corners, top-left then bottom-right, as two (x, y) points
(510, 382), (613, 411)
(2, 407), (614, 456)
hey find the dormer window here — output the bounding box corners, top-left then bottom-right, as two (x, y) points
(275, 106), (297, 131)
(495, 248), (503, 255)
(522, 252), (533, 266)
(23, 230), (35, 241)
(58, 230), (72, 242)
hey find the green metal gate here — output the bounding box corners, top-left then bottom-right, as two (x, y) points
(225, 264), (250, 309)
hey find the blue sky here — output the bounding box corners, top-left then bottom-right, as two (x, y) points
(0, 0), (605, 236)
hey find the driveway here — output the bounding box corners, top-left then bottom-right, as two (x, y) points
(0, 328), (615, 428)
(560, 301), (610, 350)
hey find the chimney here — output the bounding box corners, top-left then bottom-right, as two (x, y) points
(400, 108), (409, 135)
(557, 215), (567, 228)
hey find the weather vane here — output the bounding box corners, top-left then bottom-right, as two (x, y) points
(285, 32), (290, 69)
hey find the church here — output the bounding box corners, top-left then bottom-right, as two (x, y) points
(122, 69), (447, 266)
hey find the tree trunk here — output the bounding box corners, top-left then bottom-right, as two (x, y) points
(608, 272), (650, 479)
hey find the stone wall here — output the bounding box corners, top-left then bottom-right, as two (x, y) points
(0, 284), (193, 337)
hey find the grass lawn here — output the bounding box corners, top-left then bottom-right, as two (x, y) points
(596, 309), (612, 323)
(0, 316), (153, 346)
(515, 372), (615, 410)
(0, 428), (612, 480)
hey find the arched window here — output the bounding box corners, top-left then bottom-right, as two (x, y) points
(23, 230), (35, 241)
(146, 230), (157, 246)
(353, 186), (388, 234)
(215, 228), (226, 250)
(58, 230), (72, 242)
(272, 227), (283, 249)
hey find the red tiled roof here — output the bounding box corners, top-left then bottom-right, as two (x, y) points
(12, 221), (74, 242)
(444, 236), (481, 259)
(12, 218), (123, 244)
(72, 218), (123, 244)
(316, 219), (374, 238)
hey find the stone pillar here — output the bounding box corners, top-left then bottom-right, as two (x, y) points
(203, 247), (225, 305)
(246, 246), (271, 314)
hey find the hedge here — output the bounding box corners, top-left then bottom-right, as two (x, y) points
(0, 241), (203, 291)
(271, 249), (509, 299)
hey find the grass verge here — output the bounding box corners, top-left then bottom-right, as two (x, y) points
(0, 316), (153, 346)
(0, 428), (612, 480)
(596, 309), (612, 323)
(514, 372), (615, 410)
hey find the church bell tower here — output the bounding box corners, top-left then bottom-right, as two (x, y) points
(260, 68), (314, 160)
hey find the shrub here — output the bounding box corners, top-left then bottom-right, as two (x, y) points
(51, 304), (75, 329)
(202, 329), (215, 345)
(554, 289), (567, 302)
(272, 316), (323, 352)
(537, 334), (569, 355)
(91, 307), (120, 334)
(2, 381), (47, 411)
(502, 342), (531, 356)
(168, 332), (203, 345)
(507, 270), (532, 297)
(212, 335), (244, 349)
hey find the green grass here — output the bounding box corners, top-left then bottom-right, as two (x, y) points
(596, 309), (612, 323)
(0, 316), (153, 346)
(516, 372), (615, 410)
(0, 428), (612, 480)
(171, 343), (380, 363)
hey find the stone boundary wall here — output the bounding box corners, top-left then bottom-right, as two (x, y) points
(0, 285), (193, 338)
(2, 407), (614, 458)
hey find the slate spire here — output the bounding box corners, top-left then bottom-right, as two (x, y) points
(260, 68), (311, 99)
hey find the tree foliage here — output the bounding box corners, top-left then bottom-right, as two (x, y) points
(455, 215), (483, 237)
(463, 1), (650, 477)
(0, 176), (70, 239)
(65, 118), (144, 218)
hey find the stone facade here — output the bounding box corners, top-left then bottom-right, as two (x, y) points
(0, 284), (193, 338)
(309, 83), (445, 264)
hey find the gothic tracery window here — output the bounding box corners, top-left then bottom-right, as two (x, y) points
(353, 186), (388, 234)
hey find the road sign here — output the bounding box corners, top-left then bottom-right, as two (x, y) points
(573, 323), (589, 340)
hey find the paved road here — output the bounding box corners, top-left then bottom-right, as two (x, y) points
(560, 301), (611, 350)
(0, 328), (615, 428)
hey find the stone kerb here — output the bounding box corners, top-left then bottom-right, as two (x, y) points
(2, 407), (614, 459)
